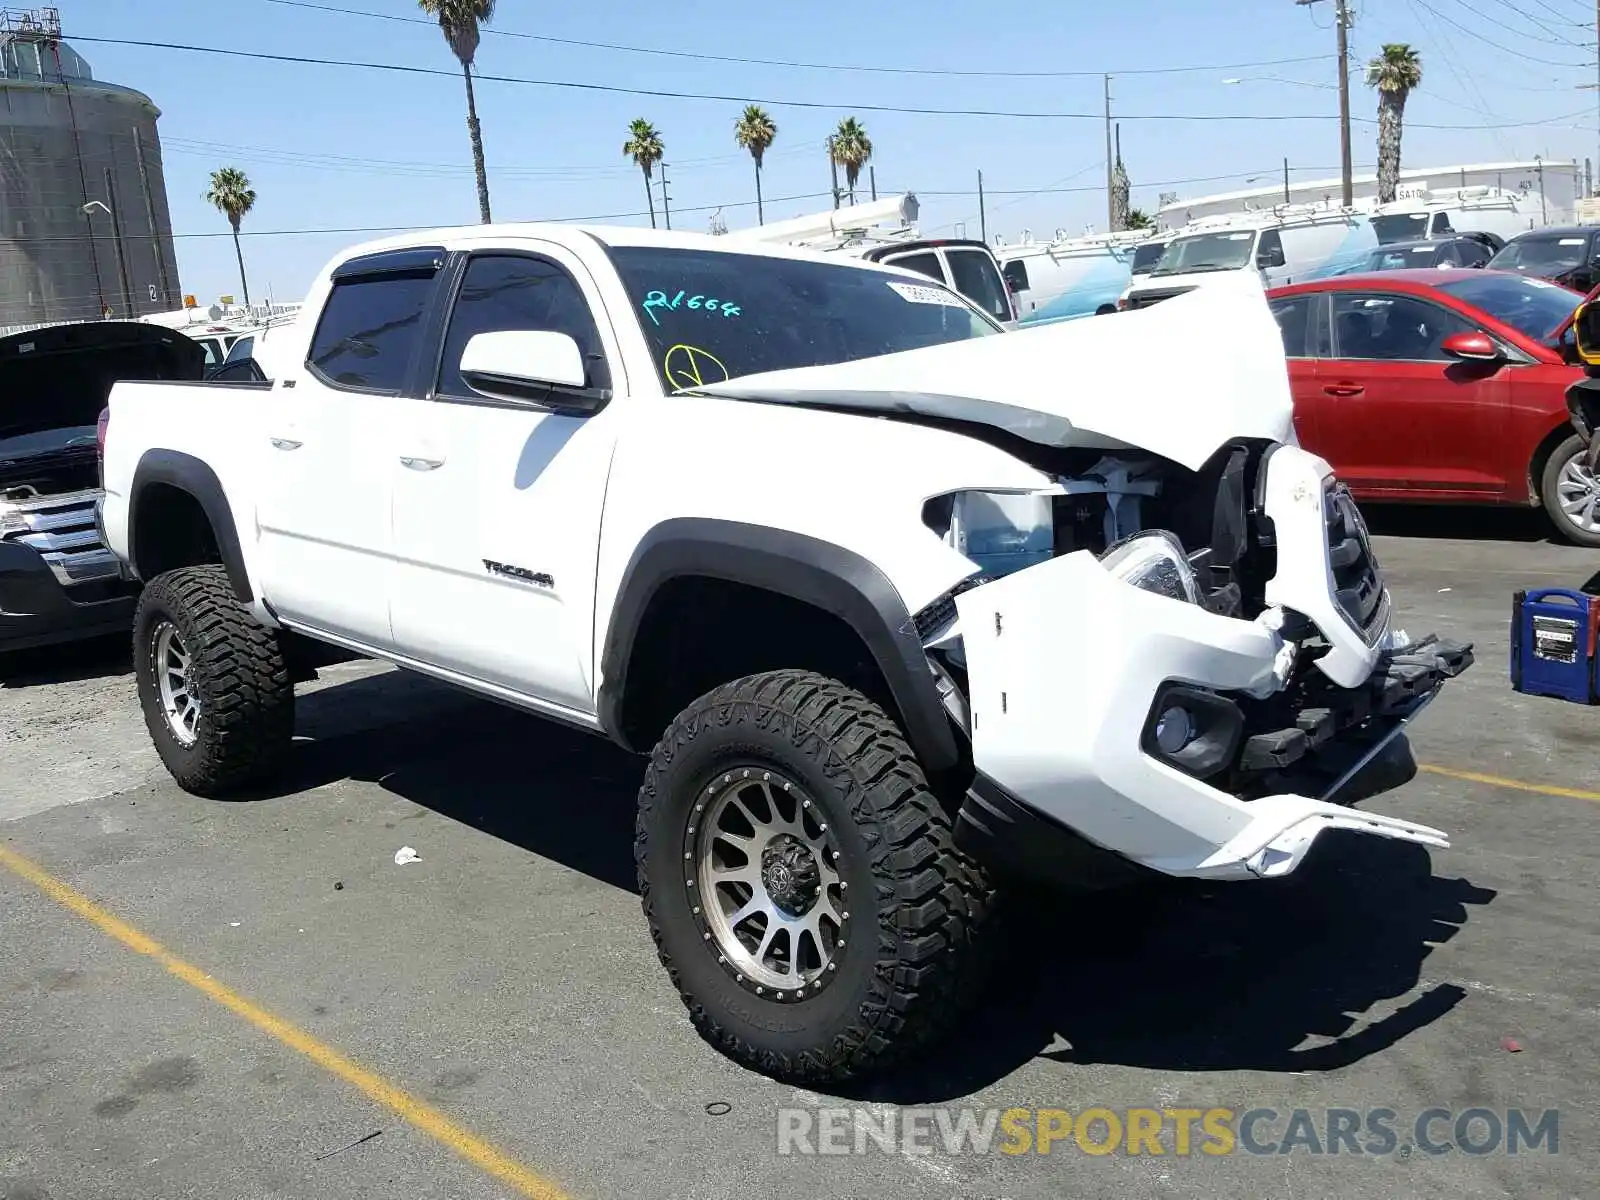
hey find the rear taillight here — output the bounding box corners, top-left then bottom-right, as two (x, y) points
(96, 407), (109, 461)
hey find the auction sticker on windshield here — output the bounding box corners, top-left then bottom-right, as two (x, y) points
(887, 280), (964, 306)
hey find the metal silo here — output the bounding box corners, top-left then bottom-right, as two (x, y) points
(0, 7), (181, 326)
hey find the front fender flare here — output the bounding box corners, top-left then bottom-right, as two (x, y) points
(128, 449), (253, 603)
(597, 517), (961, 773)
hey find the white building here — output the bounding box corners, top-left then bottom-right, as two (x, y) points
(1156, 160), (1581, 232)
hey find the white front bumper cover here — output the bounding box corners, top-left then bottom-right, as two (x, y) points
(951, 446), (1471, 882)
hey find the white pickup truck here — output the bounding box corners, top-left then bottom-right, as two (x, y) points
(97, 223), (1472, 1083)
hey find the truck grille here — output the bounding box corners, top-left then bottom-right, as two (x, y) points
(1325, 480), (1387, 636)
(0, 487), (120, 587)
(1125, 285), (1198, 309)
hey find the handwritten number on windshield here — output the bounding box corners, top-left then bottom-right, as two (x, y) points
(642, 290), (742, 326)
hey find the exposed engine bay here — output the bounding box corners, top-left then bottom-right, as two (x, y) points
(912, 438), (1473, 872)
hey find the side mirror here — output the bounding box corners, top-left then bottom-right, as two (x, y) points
(1574, 299), (1600, 368)
(458, 330), (609, 413)
(1440, 331), (1502, 363)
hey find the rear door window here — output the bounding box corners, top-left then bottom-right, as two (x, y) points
(307, 271), (436, 392)
(880, 251), (944, 282)
(1269, 294), (1317, 357)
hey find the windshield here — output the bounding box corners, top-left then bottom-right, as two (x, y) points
(1373, 213), (1430, 244)
(1365, 245), (1438, 271)
(1489, 235), (1590, 276)
(942, 247), (1013, 323)
(607, 246), (1001, 391)
(1436, 272), (1581, 343)
(1130, 241), (1168, 275)
(1151, 230), (1257, 276)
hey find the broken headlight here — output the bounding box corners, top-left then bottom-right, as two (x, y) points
(1099, 530), (1201, 605)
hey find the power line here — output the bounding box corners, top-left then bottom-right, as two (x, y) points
(65, 34), (1589, 130)
(160, 135), (817, 180)
(262, 0), (1337, 81)
(1474, 0), (1588, 38)
(5, 190), (843, 245)
(1409, 0), (1592, 65)
(1440, 0), (1590, 45)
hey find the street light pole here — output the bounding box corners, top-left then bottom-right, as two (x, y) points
(82, 192), (132, 320)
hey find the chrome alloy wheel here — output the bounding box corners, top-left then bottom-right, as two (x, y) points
(153, 621), (199, 746)
(689, 767), (848, 1001)
(1556, 451), (1600, 536)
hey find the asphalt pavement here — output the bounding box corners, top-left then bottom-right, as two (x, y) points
(2, 504), (1597, 1200)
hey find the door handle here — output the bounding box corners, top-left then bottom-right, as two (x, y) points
(1322, 383), (1366, 397)
(269, 436), (303, 450)
(399, 455), (445, 471)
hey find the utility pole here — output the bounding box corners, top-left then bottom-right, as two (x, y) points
(869, 165), (877, 202)
(978, 169), (987, 243)
(827, 136), (841, 209)
(1104, 74), (1115, 231)
(1594, 0), (1599, 189)
(1296, 0), (1353, 207)
(658, 163), (673, 230)
(1284, 156), (1291, 205)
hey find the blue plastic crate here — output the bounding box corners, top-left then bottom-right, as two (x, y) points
(1510, 588), (1598, 704)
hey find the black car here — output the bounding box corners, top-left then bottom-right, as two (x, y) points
(0, 321), (204, 655)
(1354, 236), (1497, 272)
(1488, 226), (1600, 293)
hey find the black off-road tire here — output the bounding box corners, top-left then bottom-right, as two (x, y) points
(635, 669), (994, 1083)
(132, 564), (294, 797)
(1539, 432), (1600, 548)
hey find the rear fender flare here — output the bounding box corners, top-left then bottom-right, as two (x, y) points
(128, 449), (253, 603)
(597, 518), (960, 772)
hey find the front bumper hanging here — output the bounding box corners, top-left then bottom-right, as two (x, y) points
(949, 450), (1472, 884)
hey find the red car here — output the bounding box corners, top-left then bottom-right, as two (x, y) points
(1265, 269), (1600, 544)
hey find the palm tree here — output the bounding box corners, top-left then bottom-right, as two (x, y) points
(623, 118), (664, 229)
(1366, 44), (1423, 205)
(1125, 208), (1153, 230)
(733, 105), (778, 225)
(204, 166), (255, 307)
(829, 117), (873, 205)
(418, 0), (496, 223)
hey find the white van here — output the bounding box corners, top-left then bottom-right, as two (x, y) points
(1122, 207), (1378, 309)
(992, 229), (1151, 325)
(1373, 186), (1547, 246)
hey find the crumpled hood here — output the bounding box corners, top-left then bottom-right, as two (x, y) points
(694, 268), (1295, 471)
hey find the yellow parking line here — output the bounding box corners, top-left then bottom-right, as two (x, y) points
(1420, 763), (1600, 803)
(0, 842), (572, 1200)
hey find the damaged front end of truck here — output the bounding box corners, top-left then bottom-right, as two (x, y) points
(703, 271), (1474, 887)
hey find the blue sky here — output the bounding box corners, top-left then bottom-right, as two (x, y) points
(58, 0), (1600, 302)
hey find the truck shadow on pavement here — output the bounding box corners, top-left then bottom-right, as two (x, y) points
(853, 841), (1497, 1103)
(275, 668), (1499, 1100)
